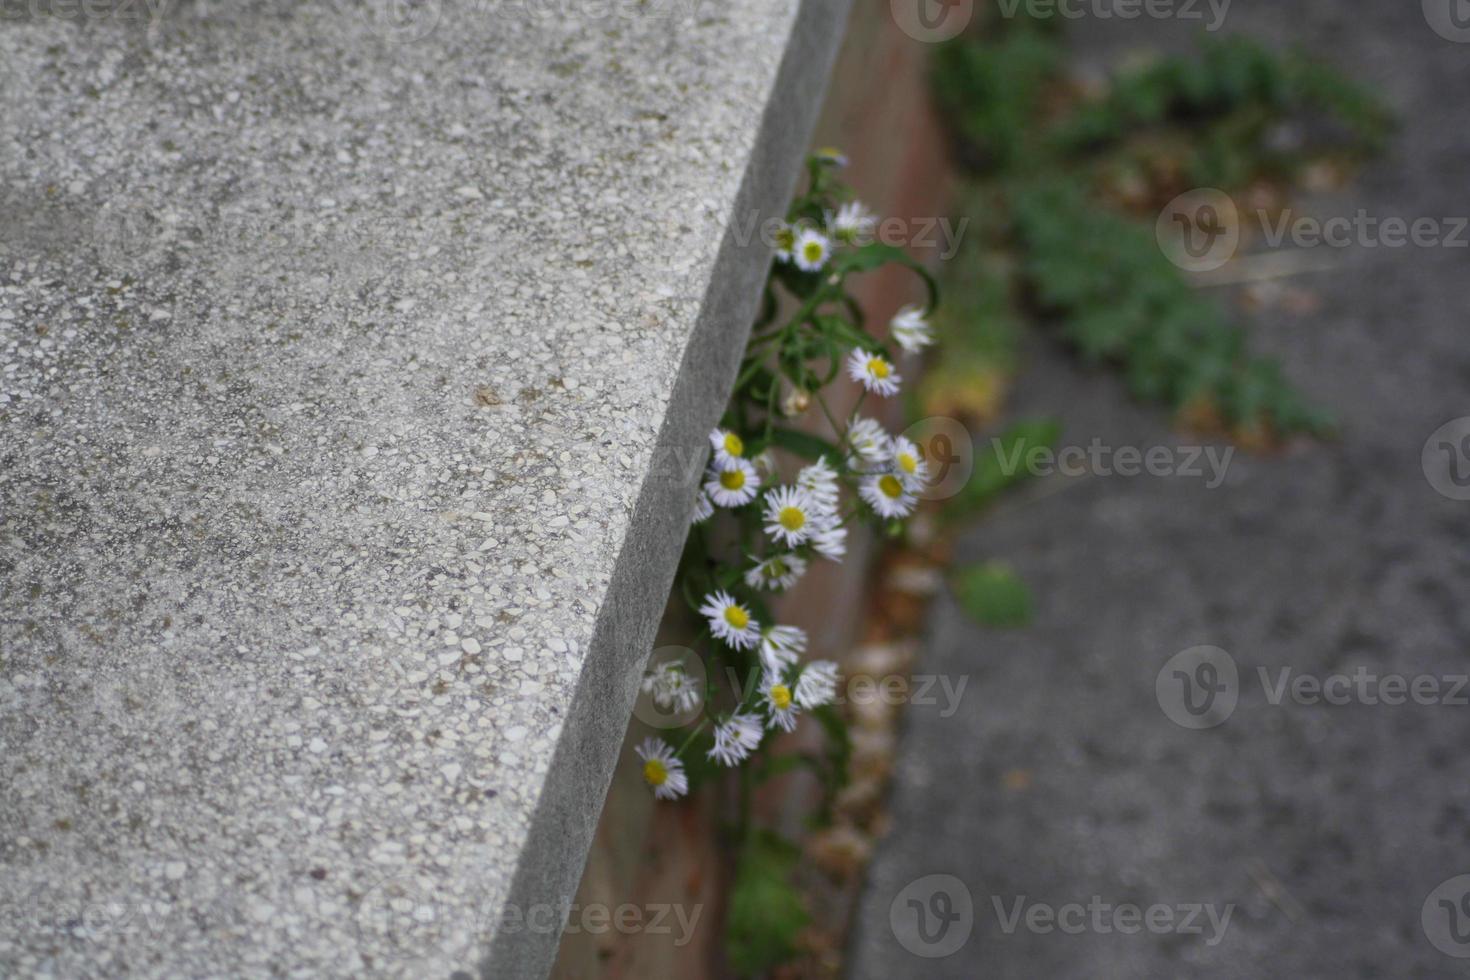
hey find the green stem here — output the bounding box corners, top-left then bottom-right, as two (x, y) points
(814, 390), (843, 442)
(738, 759), (753, 841)
(674, 717), (710, 758)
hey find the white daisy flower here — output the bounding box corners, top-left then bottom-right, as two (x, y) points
(888, 435), (931, 490)
(759, 669), (801, 732)
(744, 552), (808, 592)
(827, 200), (877, 244)
(699, 590), (760, 650)
(811, 521), (848, 562)
(796, 456), (840, 514)
(641, 661), (702, 716)
(762, 485), (817, 547)
(815, 146), (849, 168)
(793, 228), (831, 273)
(889, 304), (934, 354)
(704, 458), (760, 508)
(636, 737), (689, 800)
(773, 223), (796, 264)
(751, 449), (777, 481)
(690, 487), (714, 525)
(709, 427), (745, 468)
(759, 624), (808, 673)
(847, 416), (891, 469)
(846, 348), (901, 397)
(795, 660), (840, 709)
(707, 711), (763, 767)
(861, 472), (917, 519)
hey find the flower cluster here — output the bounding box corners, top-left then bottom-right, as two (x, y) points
(634, 151), (938, 803)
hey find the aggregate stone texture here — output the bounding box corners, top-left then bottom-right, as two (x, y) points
(0, 0), (851, 975)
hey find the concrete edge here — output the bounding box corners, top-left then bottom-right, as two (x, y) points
(479, 1), (856, 975)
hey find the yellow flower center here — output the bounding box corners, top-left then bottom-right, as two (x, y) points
(879, 474), (904, 499)
(722, 432), (744, 457)
(719, 469), (746, 491)
(776, 228), (795, 251)
(724, 605), (749, 630)
(898, 452), (917, 475)
(769, 684), (792, 709)
(803, 242), (823, 262)
(764, 558), (788, 579)
(778, 506), (806, 532)
(643, 759), (668, 787)
(867, 358), (890, 379)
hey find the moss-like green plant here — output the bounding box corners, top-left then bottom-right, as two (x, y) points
(932, 24), (1392, 441)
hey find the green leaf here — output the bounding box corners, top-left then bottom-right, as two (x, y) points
(811, 704), (851, 813)
(832, 244), (941, 314)
(833, 242), (909, 274)
(960, 417), (1061, 509)
(952, 561), (1033, 627)
(768, 426), (838, 462)
(815, 313), (870, 351)
(726, 831), (809, 976)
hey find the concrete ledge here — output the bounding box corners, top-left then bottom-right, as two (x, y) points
(0, 1), (850, 976)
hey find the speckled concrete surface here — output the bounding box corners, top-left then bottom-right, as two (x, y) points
(0, 1), (849, 976)
(850, 3), (1470, 978)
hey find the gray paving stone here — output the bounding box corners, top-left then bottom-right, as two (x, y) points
(851, 4), (1470, 977)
